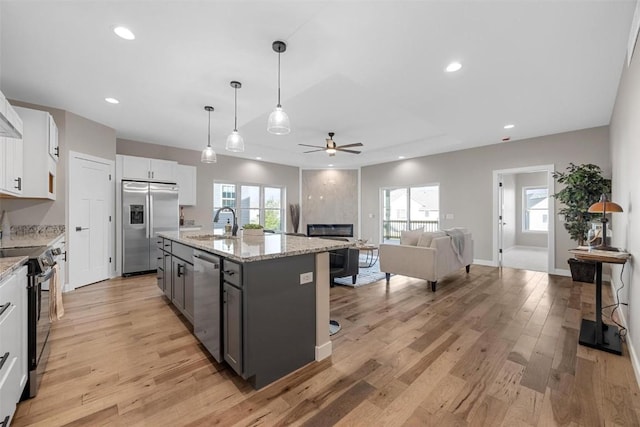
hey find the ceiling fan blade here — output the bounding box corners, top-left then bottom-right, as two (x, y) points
(336, 148), (361, 154)
(336, 142), (363, 149)
(303, 149), (325, 153)
(299, 144), (325, 149)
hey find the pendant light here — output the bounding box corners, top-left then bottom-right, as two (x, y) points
(201, 106), (217, 163)
(267, 40), (290, 135)
(226, 81), (245, 152)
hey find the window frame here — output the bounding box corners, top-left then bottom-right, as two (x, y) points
(522, 185), (549, 233)
(213, 181), (286, 231)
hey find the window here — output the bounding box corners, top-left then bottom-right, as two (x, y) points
(213, 182), (285, 231)
(382, 184), (439, 242)
(523, 186), (548, 232)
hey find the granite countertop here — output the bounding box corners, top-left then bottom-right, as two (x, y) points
(0, 256), (28, 281)
(0, 231), (64, 249)
(159, 230), (353, 262)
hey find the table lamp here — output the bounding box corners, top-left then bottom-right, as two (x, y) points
(587, 194), (623, 251)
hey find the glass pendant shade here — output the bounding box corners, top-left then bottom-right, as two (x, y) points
(267, 106), (290, 135)
(201, 145), (217, 163)
(225, 131), (245, 152)
(201, 105), (217, 163)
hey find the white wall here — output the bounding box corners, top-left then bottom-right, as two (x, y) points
(609, 35), (640, 380)
(361, 126), (610, 267)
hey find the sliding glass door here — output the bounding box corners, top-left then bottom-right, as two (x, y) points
(381, 184), (439, 243)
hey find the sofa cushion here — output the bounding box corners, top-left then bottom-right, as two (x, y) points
(400, 229), (423, 246)
(417, 231), (447, 247)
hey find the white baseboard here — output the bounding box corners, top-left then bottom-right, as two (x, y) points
(315, 341), (332, 361)
(552, 268), (571, 277)
(473, 258), (496, 267)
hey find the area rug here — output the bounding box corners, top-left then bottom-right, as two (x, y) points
(334, 259), (388, 287)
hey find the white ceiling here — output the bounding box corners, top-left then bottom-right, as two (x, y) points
(1, 1), (635, 169)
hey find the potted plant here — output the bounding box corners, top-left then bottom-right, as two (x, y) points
(552, 163), (611, 283)
(242, 223), (264, 237)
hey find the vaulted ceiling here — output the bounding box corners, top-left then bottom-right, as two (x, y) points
(1, 1), (635, 168)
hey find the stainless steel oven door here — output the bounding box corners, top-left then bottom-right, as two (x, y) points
(36, 268), (53, 364)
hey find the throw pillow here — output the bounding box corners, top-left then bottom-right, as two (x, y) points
(417, 231), (447, 247)
(400, 229), (423, 246)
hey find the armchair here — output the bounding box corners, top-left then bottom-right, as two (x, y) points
(329, 247), (360, 286)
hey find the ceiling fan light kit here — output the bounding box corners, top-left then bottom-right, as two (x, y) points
(201, 106), (217, 163)
(267, 40), (291, 135)
(299, 132), (363, 156)
(226, 81), (245, 152)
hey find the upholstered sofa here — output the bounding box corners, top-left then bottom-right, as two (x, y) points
(379, 228), (473, 291)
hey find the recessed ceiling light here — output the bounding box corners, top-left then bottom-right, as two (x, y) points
(113, 26), (135, 40)
(105, 97), (119, 104)
(445, 62), (462, 72)
(398, 156), (405, 159)
(328, 164), (334, 167)
(256, 157), (262, 160)
(504, 124), (515, 129)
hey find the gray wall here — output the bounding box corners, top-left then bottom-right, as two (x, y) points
(361, 126), (610, 269)
(515, 171), (548, 248)
(609, 40), (640, 373)
(301, 169), (358, 235)
(0, 101), (116, 226)
(116, 139), (300, 230)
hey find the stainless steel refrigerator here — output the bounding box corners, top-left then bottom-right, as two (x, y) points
(122, 180), (179, 275)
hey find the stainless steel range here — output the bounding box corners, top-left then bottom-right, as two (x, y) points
(0, 246), (55, 399)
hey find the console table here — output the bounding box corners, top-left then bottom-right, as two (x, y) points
(569, 248), (631, 355)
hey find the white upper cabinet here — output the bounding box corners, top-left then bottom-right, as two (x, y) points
(176, 164), (197, 206)
(1, 137), (23, 196)
(13, 107), (57, 199)
(118, 155), (177, 182)
(48, 116), (59, 161)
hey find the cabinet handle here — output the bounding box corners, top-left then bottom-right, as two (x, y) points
(177, 264), (184, 277)
(14, 177), (21, 191)
(1, 415), (9, 427)
(63, 251), (67, 262)
(54, 146), (59, 157)
(0, 303), (10, 317)
(224, 270), (235, 276)
(223, 289), (226, 303)
(0, 352), (9, 371)
(152, 171), (155, 179)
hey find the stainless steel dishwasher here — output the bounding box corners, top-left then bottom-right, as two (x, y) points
(193, 250), (222, 362)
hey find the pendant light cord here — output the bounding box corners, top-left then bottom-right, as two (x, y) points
(234, 87), (238, 132)
(277, 51), (282, 108)
(207, 109), (211, 147)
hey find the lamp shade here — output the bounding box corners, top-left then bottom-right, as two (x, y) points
(225, 131), (245, 152)
(201, 146), (217, 163)
(588, 196), (623, 213)
(267, 106), (290, 135)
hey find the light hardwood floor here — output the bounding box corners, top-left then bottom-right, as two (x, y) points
(12, 265), (640, 426)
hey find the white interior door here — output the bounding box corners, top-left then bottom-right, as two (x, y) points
(69, 153), (112, 288)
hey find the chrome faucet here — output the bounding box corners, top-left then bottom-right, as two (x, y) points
(213, 207), (238, 236)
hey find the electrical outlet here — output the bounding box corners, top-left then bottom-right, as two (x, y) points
(300, 272), (313, 284)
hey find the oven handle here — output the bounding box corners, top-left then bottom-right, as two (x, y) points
(36, 266), (57, 284)
(0, 352), (9, 371)
(0, 303), (10, 317)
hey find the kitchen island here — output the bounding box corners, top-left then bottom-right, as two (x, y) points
(157, 230), (352, 389)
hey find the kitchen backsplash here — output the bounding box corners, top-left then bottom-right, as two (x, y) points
(9, 224), (65, 237)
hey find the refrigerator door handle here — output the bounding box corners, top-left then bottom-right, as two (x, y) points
(149, 193), (154, 239)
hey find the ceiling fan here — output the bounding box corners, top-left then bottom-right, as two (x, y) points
(299, 132), (363, 156)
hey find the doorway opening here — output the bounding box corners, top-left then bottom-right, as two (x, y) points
(493, 165), (555, 273)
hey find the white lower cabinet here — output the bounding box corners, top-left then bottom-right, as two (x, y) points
(0, 265), (28, 426)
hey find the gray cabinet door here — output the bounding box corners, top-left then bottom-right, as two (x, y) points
(223, 283), (242, 374)
(163, 252), (172, 299)
(184, 263), (194, 322)
(172, 257), (185, 309)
